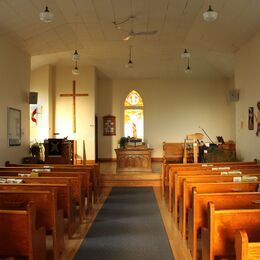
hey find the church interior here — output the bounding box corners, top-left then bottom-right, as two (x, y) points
(0, 0), (260, 259)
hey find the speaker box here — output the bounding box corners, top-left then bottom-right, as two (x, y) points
(228, 89), (239, 102)
(29, 92), (38, 104)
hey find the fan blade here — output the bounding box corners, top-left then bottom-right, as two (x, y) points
(132, 30), (157, 36)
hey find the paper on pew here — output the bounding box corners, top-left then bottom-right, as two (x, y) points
(202, 164), (214, 167)
(30, 172), (39, 177)
(0, 178), (7, 183)
(43, 165), (54, 168)
(18, 173), (31, 177)
(32, 168), (51, 172)
(233, 177), (242, 182)
(212, 167), (231, 171)
(6, 179), (23, 184)
(241, 175), (258, 182)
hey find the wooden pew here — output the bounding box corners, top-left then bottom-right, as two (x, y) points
(0, 201), (46, 260)
(0, 169), (92, 212)
(0, 183), (77, 239)
(0, 190), (64, 260)
(1, 164), (99, 203)
(201, 202), (260, 260)
(235, 230), (260, 260)
(4, 162), (100, 197)
(182, 180), (260, 238)
(173, 172), (260, 220)
(162, 161), (257, 196)
(0, 175), (85, 223)
(186, 188), (260, 259)
(169, 166), (260, 212)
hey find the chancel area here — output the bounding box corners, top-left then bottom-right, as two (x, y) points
(0, 1), (260, 259)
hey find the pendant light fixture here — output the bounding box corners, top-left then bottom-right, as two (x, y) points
(185, 59), (192, 74)
(40, 6), (54, 23)
(72, 61), (79, 75)
(125, 46), (134, 68)
(72, 50), (80, 61)
(181, 49), (191, 59)
(203, 5), (218, 22)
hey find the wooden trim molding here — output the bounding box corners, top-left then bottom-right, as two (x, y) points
(98, 157), (163, 162)
(75, 159), (96, 164)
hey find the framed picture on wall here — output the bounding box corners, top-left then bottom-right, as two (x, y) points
(7, 107), (21, 146)
(103, 115), (116, 136)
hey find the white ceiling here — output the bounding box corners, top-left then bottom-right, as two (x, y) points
(1, 0), (260, 79)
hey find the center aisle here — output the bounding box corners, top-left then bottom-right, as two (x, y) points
(73, 187), (174, 260)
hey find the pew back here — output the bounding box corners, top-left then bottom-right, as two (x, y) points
(201, 202), (260, 260)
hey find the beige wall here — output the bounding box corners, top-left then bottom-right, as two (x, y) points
(30, 65), (55, 143)
(0, 39), (30, 165)
(97, 78), (235, 159)
(55, 66), (96, 161)
(235, 32), (260, 161)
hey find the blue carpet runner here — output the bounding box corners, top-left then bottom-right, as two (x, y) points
(74, 187), (174, 260)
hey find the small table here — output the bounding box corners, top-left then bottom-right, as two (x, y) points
(115, 148), (153, 172)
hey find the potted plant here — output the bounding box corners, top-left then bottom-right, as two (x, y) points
(30, 142), (41, 159)
(119, 137), (128, 149)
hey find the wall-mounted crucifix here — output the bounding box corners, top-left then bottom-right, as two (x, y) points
(60, 80), (89, 133)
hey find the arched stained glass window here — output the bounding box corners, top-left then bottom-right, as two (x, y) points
(124, 90), (143, 107)
(124, 90), (144, 140)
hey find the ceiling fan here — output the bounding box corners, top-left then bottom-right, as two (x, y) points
(113, 15), (158, 41)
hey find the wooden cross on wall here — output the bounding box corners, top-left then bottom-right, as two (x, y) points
(60, 80), (89, 133)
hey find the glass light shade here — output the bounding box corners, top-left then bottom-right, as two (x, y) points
(181, 49), (191, 59)
(40, 6), (54, 23)
(72, 66), (79, 75)
(125, 60), (133, 68)
(185, 66), (192, 74)
(203, 5), (218, 22)
(72, 50), (80, 61)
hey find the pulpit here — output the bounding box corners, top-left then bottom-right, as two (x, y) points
(115, 148), (153, 172)
(44, 139), (76, 164)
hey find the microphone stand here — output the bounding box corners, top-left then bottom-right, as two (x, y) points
(199, 126), (215, 144)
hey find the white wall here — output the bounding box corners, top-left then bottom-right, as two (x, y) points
(55, 66), (96, 161)
(235, 32), (260, 161)
(0, 38), (30, 165)
(97, 78), (235, 159)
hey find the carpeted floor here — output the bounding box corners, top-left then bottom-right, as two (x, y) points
(74, 187), (174, 260)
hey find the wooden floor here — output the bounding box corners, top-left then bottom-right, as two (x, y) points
(58, 162), (192, 260)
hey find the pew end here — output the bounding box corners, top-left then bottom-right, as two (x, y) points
(235, 230), (260, 260)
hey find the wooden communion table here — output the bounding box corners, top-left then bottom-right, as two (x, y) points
(115, 148), (153, 172)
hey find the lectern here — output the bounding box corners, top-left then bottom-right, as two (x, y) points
(44, 139), (76, 164)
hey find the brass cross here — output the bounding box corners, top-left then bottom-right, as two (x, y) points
(60, 80), (89, 133)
